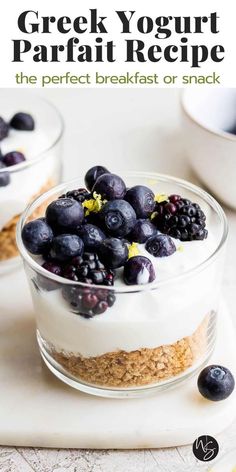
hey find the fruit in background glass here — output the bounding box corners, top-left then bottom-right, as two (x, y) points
(0, 117), (9, 141)
(10, 112), (35, 131)
(0, 161), (10, 187)
(123, 255), (155, 285)
(146, 234), (176, 257)
(85, 165), (109, 191)
(3, 151), (26, 167)
(99, 237), (128, 269)
(22, 218), (53, 255)
(46, 198), (84, 232)
(125, 185), (155, 218)
(92, 173), (126, 200)
(99, 199), (136, 237)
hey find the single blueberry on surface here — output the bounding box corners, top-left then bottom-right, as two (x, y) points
(0, 117), (9, 141)
(49, 234), (84, 262)
(125, 185), (155, 218)
(10, 112), (35, 131)
(100, 199), (137, 237)
(146, 234), (176, 257)
(76, 224), (106, 250)
(198, 365), (235, 401)
(46, 198), (84, 232)
(123, 255), (155, 285)
(22, 218), (53, 255)
(99, 237), (128, 269)
(129, 219), (157, 243)
(0, 161), (10, 187)
(92, 173), (126, 200)
(3, 151), (26, 167)
(85, 165), (109, 191)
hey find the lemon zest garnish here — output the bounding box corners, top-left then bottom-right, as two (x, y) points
(154, 193), (168, 203)
(82, 192), (107, 215)
(177, 245), (184, 252)
(128, 242), (139, 259)
(150, 211), (158, 221)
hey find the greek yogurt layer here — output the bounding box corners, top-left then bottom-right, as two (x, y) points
(34, 233), (218, 357)
(0, 129), (55, 230)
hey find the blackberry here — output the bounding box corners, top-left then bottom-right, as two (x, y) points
(62, 252), (115, 287)
(60, 188), (92, 204)
(0, 117), (9, 141)
(62, 284), (114, 318)
(152, 195), (208, 241)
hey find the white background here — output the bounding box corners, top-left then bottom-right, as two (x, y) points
(0, 0), (235, 87)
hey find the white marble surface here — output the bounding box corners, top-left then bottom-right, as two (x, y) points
(1, 88), (236, 471)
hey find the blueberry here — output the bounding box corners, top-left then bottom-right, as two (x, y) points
(3, 151), (26, 167)
(10, 112), (35, 131)
(0, 117), (9, 141)
(0, 162), (10, 187)
(99, 237), (128, 269)
(129, 219), (157, 243)
(22, 218), (53, 255)
(76, 224), (105, 250)
(123, 256), (155, 285)
(49, 234), (84, 262)
(92, 173), (126, 200)
(46, 198), (84, 232)
(100, 199), (136, 237)
(125, 185), (155, 218)
(198, 365), (235, 401)
(146, 234), (176, 257)
(85, 165), (109, 191)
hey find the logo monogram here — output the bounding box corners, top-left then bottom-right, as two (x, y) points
(192, 435), (219, 462)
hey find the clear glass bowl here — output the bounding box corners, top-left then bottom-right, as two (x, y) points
(16, 172), (228, 398)
(0, 91), (63, 275)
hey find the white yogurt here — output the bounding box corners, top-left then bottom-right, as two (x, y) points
(33, 233), (219, 357)
(0, 128), (55, 230)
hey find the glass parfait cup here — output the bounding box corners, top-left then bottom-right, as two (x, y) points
(0, 91), (63, 275)
(16, 172), (228, 398)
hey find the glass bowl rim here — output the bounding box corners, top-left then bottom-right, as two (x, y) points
(16, 171), (228, 294)
(0, 95), (64, 174)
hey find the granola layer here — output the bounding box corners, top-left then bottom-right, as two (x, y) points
(0, 177), (55, 261)
(50, 314), (211, 388)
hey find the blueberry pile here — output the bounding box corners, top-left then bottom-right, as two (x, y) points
(0, 112), (35, 187)
(22, 166), (209, 318)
